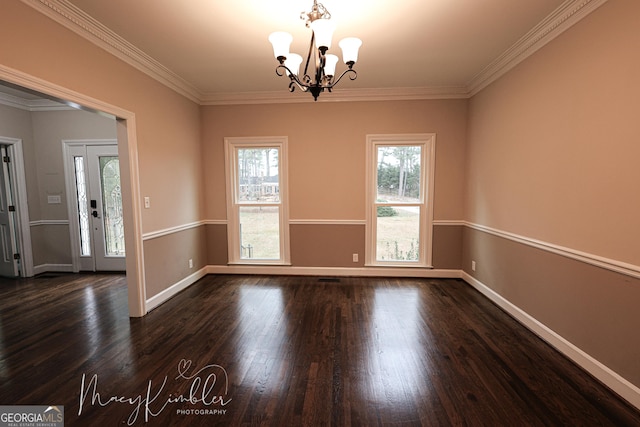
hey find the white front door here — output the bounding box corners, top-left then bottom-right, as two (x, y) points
(65, 142), (125, 272)
(0, 145), (19, 277)
(87, 145), (125, 271)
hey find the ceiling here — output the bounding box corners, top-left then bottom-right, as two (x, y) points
(5, 1), (605, 104)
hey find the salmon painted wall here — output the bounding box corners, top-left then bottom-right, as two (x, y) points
(466, 0), (640, 266)
(0, 2), (203, 297)
(201, 100), (467, 267)
(1, 1), (203, 232)
(203, 100), (466, 221)
(465, 0), (640, 390)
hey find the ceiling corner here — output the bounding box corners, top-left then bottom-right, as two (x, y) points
(466, 0), (610, 96)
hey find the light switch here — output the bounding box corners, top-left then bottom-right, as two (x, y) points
(144, 197), (151, 209)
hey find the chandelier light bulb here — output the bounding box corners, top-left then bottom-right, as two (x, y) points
(310, 18), (335, 50)
(324, 54), (339, 77)
(268, 31), (293, 60)
(339, 37), (362, 65)
(285, 53), (303, 76)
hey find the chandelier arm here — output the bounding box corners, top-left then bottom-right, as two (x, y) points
(315, 49), (326, 88)
(275, 64), (291, 77)
(327, 68), (358, 88)
(276, 65), (312, 93)
(290, 77), (311, 93)
(302, 33), (315, 79)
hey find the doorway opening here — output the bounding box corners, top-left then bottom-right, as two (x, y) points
(0, 137), (33, 278)
(0, 74), (145, 317)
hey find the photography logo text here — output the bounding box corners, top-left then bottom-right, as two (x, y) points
(78, 359), (231, 425)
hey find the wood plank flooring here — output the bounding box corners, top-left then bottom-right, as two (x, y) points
(0, 273), (639, 426)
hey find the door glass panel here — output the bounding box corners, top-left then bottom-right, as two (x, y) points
(376, 206), (420, 262)
(74, 156), (91, 256)
(237, 148), (280, 203)
(99, 156), (125, 256)
(377, 146), (422, 203)
(239, 206), (280, 260)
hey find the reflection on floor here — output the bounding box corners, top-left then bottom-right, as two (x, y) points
(0, 273), (638, 426)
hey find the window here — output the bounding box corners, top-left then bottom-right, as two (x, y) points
(225, 137), (290, 264)
(366, 134), (435, 267)
(99, 156), (125, 256)
(73, 156), (91, 256)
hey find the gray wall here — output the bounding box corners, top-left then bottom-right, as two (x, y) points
(0, 103), (116, 270)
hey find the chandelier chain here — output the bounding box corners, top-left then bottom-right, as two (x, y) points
(301, 0), (331, 27)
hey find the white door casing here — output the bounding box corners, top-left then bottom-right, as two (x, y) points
(0, 145), (19, 277)
(0, 137), (33, 278)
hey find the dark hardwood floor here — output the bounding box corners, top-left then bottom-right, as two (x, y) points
(0, 273), (638, 426)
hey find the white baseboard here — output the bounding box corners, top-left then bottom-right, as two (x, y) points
(461, 271), (640, 410)
(144, 265), (459, 316)
(145, 267), (208, 312)
(206, 264), (461, 278)
(140, 264), (640, 410)
(33, 264), (74, 275)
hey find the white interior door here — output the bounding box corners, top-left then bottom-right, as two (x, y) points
(0, 145), (20, 277)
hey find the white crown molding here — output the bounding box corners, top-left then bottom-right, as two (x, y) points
(0, 92), (73, 111)
(21, 0), (607, 105)
(22, 0), (202, 103)
(199, 86), (470, 106)
(467, 0), (609, 95)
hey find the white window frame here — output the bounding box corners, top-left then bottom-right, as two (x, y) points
(224, 136), (290, 265)
(365, 134), (436, 267)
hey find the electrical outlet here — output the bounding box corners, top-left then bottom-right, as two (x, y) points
(352, 253), (359, 263)
(188, 259), (193, 269)
(471, 260), (476, 271)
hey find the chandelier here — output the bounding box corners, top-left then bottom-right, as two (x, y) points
(268, 0), (362, 101)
